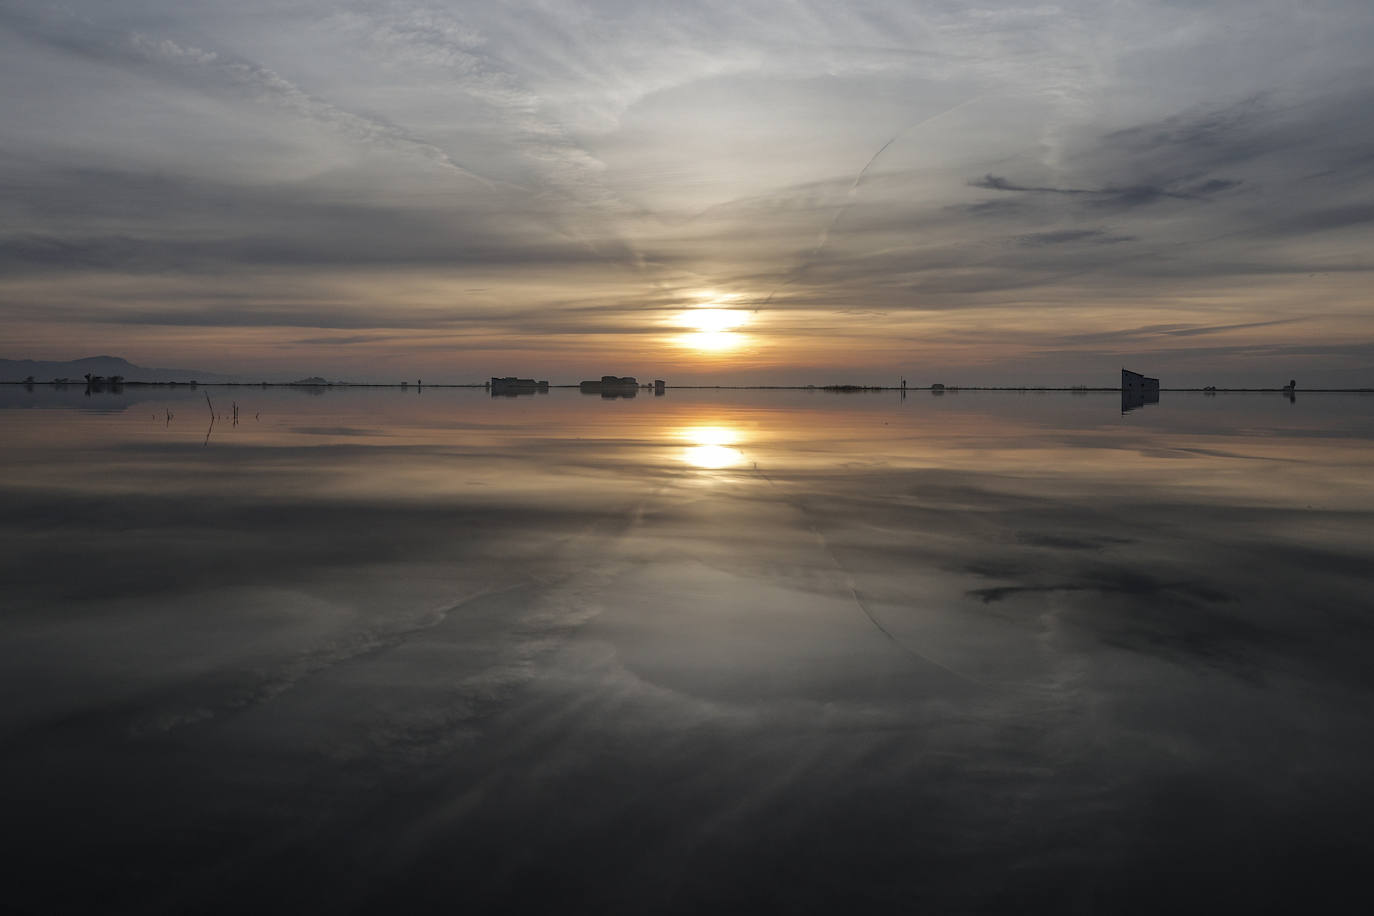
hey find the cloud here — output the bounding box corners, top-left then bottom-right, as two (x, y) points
(969, 174), (1235, 208)
(1015, 229), (1135, 247)
(290, 334), (411, 346)
(1, 1), (1373, 381)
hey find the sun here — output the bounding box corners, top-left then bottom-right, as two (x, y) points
(683, 308), (746, 333)
(676, 300), (750, 352)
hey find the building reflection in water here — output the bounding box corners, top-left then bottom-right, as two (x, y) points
(1121, 388), (1160, 413)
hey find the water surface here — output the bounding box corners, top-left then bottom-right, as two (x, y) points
(2, 386), (1372, 913)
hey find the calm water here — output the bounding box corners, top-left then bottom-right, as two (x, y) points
(2, 386), (1373, 913)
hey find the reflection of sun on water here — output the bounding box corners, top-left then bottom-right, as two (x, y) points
(680, 425), (745, 469)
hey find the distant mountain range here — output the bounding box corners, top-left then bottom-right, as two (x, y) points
(0, 355), (234, 383)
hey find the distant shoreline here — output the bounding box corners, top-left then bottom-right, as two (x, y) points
(3, 381), (1371, 393)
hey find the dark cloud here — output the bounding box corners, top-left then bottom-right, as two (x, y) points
(1050, 318), (1310, 346)
(1188, 178), (1243, 195)
(1256, 203), (1374, 236)
(290, 334), (410, 346)
(970, 174), (1233, 209)
(0, 231), (614, 274)
(1015, 229), (1135, 247)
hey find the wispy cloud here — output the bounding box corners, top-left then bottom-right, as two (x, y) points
(1, 1), (1372, 383)
(970, 173), (1238, 208)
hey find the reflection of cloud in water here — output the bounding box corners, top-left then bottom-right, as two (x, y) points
(3, 390), (1374, 912)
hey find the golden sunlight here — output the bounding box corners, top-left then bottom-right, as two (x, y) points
(676, 299), (749, 352)
(682, 308), (746, 333)
(679, 425), (745, 469)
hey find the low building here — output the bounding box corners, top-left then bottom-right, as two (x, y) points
(490, 377), (549, 388)
(1121, 369), (1159, 394)
(579, 375), (639, 398)
(1121, 369), (1160, 413)
(490, 377), (549, 397)
(579, 375), (638, 390)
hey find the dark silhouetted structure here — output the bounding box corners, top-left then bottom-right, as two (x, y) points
(1122, 369), (1159, 395)
(580, 376), (639, 398)
(1121, 368), (1160, 413)
(654, 379), (666, 395)
(490, 377), (549, 396)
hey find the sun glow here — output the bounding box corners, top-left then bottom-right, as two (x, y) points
(677, 299), (750, 352)
(683, 308), (746, 333)
(679, 425), (745, 469)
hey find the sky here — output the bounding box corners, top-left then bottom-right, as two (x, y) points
(2, 0), (1373, 386)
